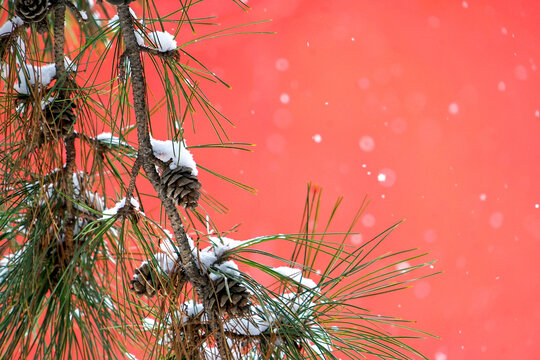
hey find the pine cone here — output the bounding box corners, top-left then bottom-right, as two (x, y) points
(130, 262), (159, 297)
(15, 0), (49, 24)
(130, 260), (185, 297)
(161, 166), (201, 210)
(36, 18), (48, 34)
(204, 276), (251, 316)
(44, 99), (76, 136)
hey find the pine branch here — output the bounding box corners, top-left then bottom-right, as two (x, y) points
(52, 0), (80, 258)
(115, 5), (207, 291)
(53, 2), (66, 76)
(114, 5), (239, 356)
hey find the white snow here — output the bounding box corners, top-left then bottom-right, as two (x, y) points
(150, 137), (197, 175)
(195, 249), (218, 269)
(0, 247), (27, 282)
(272, 266), (318, 289)
(108, 10), (144, 46)
(448, 102), (459, 115)
(212, 260), (240, 280)
(308, 323), (333, 357)
(435, 352), (447, 360)
(40, 97), (54, 110)
(15, 63), (55, 94)
(103, 296), (115, 310)
(359, 135), (375, 152)
(154, 252), (177, 273)
(108, 14), (120, 28)
(142, 317), (155, 330)
(0, 17), (23, 36)
(210, 236), (246, 258)
(224, 316), (270, 335)
(12, 57), (76, 95)
(148, 31), (177, 52)
(159, 236), (178, 259)
(182, 300), (204, 317)
(95, 132), (130, 147)
(124, 353), (138, 360)
(396, 262), (410, 273)
(275, 58), (289, 71)
(201, 343), (221, 359)
(63, 56), (77, 72)
(101, 197), (140, 219)
(135, 32), (144, 46)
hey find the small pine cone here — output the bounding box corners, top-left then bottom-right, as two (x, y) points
(204, 276), (251, 316)
(36, 18), (48, 34)
(15, 0), (49, 24)
(161, 166), (201, 210)
(44, 99), (76, 136)
(130, 262), (160, 297)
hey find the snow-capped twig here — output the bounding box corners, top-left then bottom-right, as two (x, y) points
(139, 44), (180, 61)
(150, 137), (197, 175)
(148, 31), (177, 52)
(101, 197), (141, 220)
(116, 3), (207, 294)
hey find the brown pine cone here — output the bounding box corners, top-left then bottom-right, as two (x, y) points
(15, 0), (49, 24)
(130, 262), (159, 297)
(130, 258), (185, 298)
(36, 18), (48, 34)
(204, 276), (251, 316)
(44, 99), (76, 136)
(161, 166), (201, 210)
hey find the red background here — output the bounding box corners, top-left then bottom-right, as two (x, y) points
(150, 0), (540, 359)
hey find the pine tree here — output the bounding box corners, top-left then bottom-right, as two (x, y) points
(0, 1), (437, 359)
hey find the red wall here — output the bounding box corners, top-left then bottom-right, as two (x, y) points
(151, 0), (540, 359)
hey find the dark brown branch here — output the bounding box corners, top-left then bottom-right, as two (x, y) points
(118, 45), (179, 84)
(117, 51), (128, 84)
(115, 4), (237, 356)
(53, 1), (78, 260)
(116, 4), (206, 290)
(126, 157), (141, 198)
(53, 2), (66, 77)
(151, 156), (171, 171)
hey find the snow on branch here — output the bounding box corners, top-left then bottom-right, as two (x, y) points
(95, 132), (132, 149)
(108, 9), (144, 46)
(148, 31), (177, 52)
(150, 137), (197, 175)
(272, 266), (318, 290)
(209, 236), (247, 258)
(101, 197), (141, 219)
(10, 57), (77, 95)
(224, 315), (270, 336)
(0, 17), (24, 37)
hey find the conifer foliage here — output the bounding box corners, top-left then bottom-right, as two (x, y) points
(0, 1), (436, 359)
